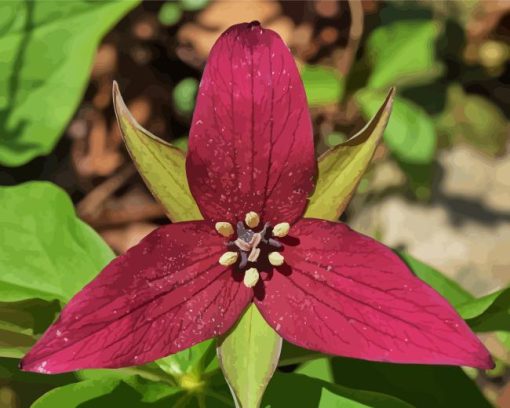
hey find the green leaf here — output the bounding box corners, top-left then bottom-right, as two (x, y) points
(366, 20), (443, 89)
(0, 357), (76, 408)
(217, 304), (282, 408)
(262, 373), (413, 408)
(329, 357), (491, 408)
(0, 327), (35, 358)
(437, 85), (508, 156)
(295, 358), (333, 383)
(32, 379), (188, 407)
(173, 78), (199, 115)
(356, 89), (436, 164)
(0, 299), (59, 358)
(0, 0), (139, 167)
(122, 375), (182, 403)
(301, 65), (344, 107)
(155, 339), (218, 378)
(113, 82), (202, 222)
(279, 341), (323, 367)
(31, 379), (120, 408)
(460, 289), (510, 332)
(0, 182), (114, 303)
(306, 88), (395, 220)
(179, 0), (209, 11)
(158, 2), (182, 26)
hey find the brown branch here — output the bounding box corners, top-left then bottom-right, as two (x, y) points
(338, 0), (364, 76)
(77, 165), (137, 219)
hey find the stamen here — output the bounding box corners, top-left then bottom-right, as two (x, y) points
(268, 252), (284, 266)
(243, 267), (260, 288)
(272, 222), (290, 238)
(245, 211), (260, 228)
(219, 251), (238, 266)
(248, 247), (261, 262)
(215, 222), (234, 237)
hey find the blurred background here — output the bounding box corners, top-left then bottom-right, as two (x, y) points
(0, 0), (509, 406)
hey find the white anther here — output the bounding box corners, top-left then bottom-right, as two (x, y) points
(215, 222), (234, 237)
(219, 252), (238, 266)
(243, 267), (260, 288)
(272, 222), (290, 238)
(245, 211), (260, 228)
(268, 252), (284, 266)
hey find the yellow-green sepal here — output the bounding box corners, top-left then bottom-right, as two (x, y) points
(112, 82), (202, 222)
(305, 87), (395, 221)
(217, 304), (282, 408)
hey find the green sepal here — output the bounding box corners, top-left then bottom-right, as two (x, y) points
(306, 88), (395, 220)
(113, 82), (202, 222)
(217, 305), (282, 408)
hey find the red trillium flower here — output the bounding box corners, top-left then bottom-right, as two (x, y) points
(21, 22), (492, 374)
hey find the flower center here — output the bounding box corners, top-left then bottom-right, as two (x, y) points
(215, 212), (290, 288)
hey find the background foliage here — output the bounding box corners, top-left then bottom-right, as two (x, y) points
(0, 0), (509, 407)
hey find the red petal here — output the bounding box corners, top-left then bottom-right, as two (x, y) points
(256, 219), (493, 369)
(21, 221), (251, 374)
(186, 22), (315, 225)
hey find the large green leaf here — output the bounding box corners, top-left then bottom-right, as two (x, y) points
(0, 357), (76, 408)
(366, 20), (443, 89)
(262, 372), (413, 408)
(31, 379), (121, 408)
(33, 370), (233, 407)
(113, 82), (202, 222)
(295, 358), (334, 383)
(0, 0), (139, 167)
(301, 65), (344, 107)
(356, 89), (436, 164)
(0, 299), (59, 358)
(460, 289), (510, 333)
(306, 88), (395, 220)
(0, 182), (114, 303)
(217, 305), (282, 408)
(329, 357), (491, 408)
